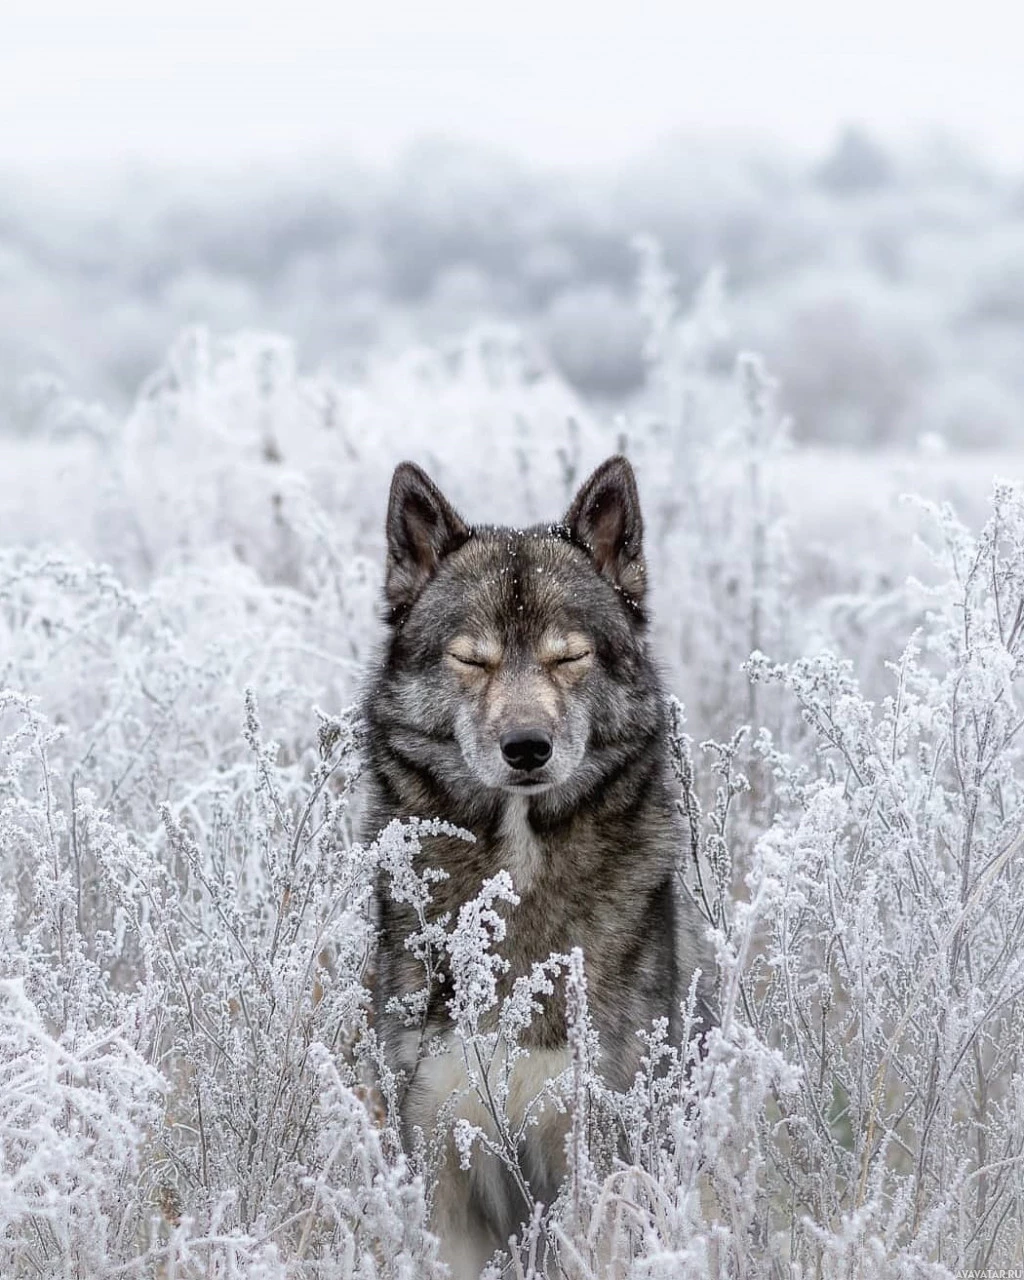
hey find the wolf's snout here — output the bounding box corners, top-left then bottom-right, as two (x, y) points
(500, 728), (552, 771)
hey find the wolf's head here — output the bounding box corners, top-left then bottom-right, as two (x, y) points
(371, 457), (662, 816)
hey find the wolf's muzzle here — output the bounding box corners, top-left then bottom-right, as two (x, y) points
(499, 728), (553, 771)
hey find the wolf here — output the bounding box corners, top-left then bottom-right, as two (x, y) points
(361, 456), (715, 1277)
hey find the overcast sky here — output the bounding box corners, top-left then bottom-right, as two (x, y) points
(2, 0), (1020, 172)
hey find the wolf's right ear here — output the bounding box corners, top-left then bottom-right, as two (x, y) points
(385, 462), (470, 615)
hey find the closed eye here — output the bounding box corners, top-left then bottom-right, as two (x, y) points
(448, 653), (489, 668)
(556, 651), (591, 665)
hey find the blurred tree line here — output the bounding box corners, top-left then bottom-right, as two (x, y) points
(2, 126), (1023, 447)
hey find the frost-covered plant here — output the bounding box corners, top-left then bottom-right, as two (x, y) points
(740, 481), (1024, 1272)
(632, 239), (795, 742)
(0, 977), (162, 1276)
(0, 679), (449, 1277)
(0, 691), (163, 1275)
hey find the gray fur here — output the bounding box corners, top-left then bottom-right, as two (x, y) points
(361, 456), (716, 1275)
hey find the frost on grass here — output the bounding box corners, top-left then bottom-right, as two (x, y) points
(2, 261), (1024, 1275)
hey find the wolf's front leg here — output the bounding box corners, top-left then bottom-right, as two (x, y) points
(430, 1159), (504, 1279)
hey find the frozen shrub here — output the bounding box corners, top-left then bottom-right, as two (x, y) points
(741, 481), (1024, 1272)
(0, 681), (447, 1277)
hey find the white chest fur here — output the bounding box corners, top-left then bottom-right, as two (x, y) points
(499, 796), (544, 892)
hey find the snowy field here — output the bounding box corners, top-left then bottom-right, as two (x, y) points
(3, 213), (1024, 1276)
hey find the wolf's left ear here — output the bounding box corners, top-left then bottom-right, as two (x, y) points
(564, 456), (646, 605)
(385, 462), (470, 614)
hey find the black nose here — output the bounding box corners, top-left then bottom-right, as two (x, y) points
(500, 728), (553, 772)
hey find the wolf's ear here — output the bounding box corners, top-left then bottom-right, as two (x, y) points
(564, 456), (646, 605)
(385, 462), (470, 614)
